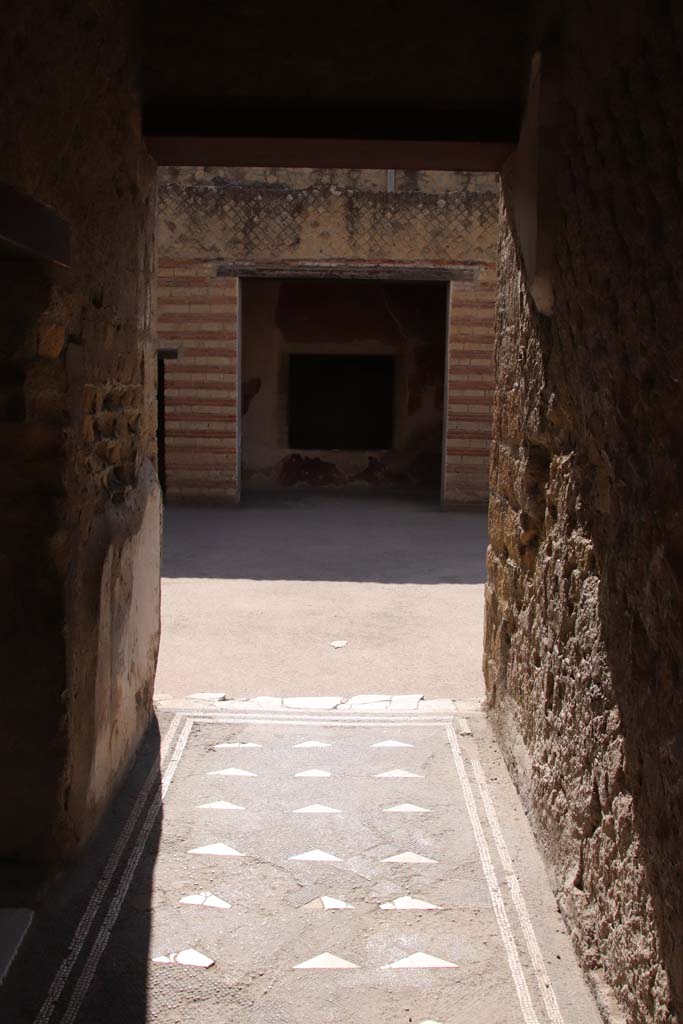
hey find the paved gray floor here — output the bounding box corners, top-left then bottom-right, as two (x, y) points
(144, 709), (601, 1024)
(156, 494), (489, 701)
(4, 708), (602, 1024)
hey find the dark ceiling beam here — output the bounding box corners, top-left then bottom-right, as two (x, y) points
(145, 136), (513, 171)
(0, 184), (70, 266)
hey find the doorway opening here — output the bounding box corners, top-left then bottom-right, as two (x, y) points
(240, 277), (448, 495)
(156, 348), (178, 497)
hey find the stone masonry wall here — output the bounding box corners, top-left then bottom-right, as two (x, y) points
(485, 4), (683, 1022)
(2, 1), (159, 860)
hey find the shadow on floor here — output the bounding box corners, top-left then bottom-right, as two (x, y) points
(0, 717), (164, 1024)
(162, 493), (489, 584)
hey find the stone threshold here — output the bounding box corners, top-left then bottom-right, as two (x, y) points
(154, 692), (484, 718)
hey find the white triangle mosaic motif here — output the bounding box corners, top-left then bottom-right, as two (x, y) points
(294, 741), (331, 748)
(213, 742), (261, 749)
(380, 896), (442, 910)
(295, 769), (331, 778)
(208, 767), (256, 777)
(374, 769), (424, 778)
(293, 953), (358, 969)
(197, 801), (244, 810)
(384, 803), (431, 814)
(289, 849), (341, 862)
(180, 892), (232, 909)
(382, 851), (437, 864)
(293, 804), (341, 814)
(152, 948), (214, 968)
(371, 740), (414, 748)
(382, 952), (458, 969)
(189, 843), (244, 857)
(303, 896), (353, 909)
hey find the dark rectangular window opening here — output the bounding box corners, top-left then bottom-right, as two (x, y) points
(289, 354), (394, 450)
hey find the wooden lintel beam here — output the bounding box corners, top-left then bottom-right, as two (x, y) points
(145, 136), (513, 172)
(0, 184), (70, 266)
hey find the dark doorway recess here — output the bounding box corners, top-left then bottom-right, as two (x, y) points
(156, 348), (178, 496)
(289, 354), (394, 450)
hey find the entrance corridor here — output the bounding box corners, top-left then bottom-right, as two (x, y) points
(1, 498), (603, 1023)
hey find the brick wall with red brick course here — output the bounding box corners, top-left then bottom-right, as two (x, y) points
(156, 260), (240, 503)
(441, 264), (496, 507)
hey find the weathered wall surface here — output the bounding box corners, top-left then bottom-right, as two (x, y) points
(158, 167), (499, 270)
(241, 278), (446, 492)
(485, 5), (683, 1022)
(1, 1), (159, 860)
(156, 168), (498, 506)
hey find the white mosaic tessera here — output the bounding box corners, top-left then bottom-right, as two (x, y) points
(152, 949), (215, 968)
(179, 892), (231, 909)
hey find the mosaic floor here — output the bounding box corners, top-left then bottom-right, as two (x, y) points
(9, 705), (603, 1024)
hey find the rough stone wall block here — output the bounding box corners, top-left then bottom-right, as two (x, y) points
(485, 8), (683, 1021)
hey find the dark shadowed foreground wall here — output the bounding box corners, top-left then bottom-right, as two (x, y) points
(485, 4), (683, 1022)
(1, 2), (159, 861)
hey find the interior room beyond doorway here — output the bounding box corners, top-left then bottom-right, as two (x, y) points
(240, 278), (448, 495)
